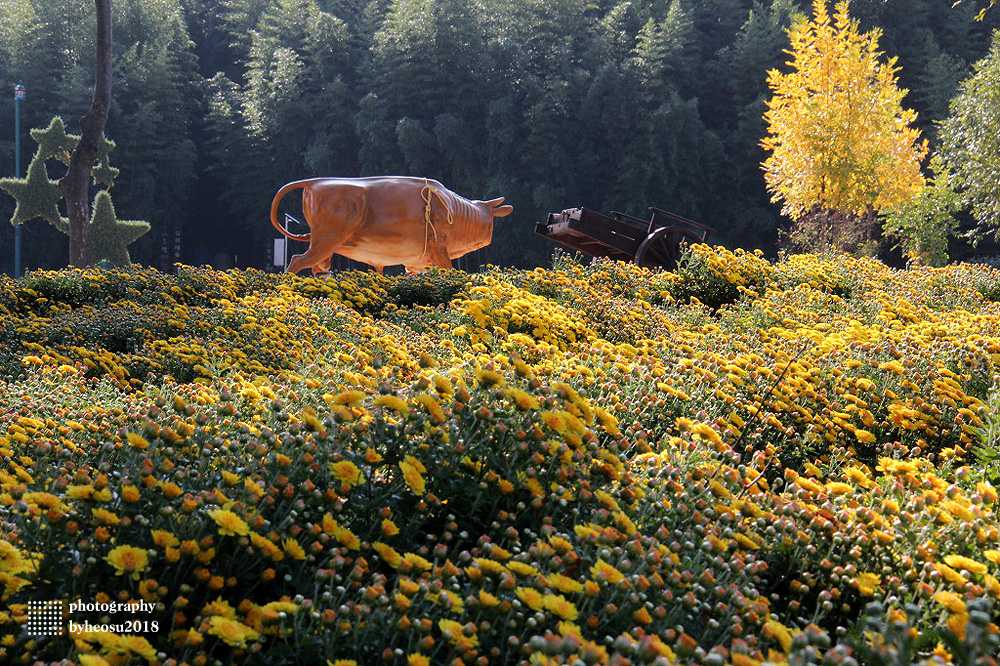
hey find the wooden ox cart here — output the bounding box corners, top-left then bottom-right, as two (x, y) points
(534, 206), (714, 270)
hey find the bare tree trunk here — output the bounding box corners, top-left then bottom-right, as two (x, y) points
(59, 0), (112, 267)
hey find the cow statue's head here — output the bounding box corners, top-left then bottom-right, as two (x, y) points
(468, 197), (513, 251)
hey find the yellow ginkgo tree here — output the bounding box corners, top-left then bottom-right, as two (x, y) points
(760, 0), (927, 254)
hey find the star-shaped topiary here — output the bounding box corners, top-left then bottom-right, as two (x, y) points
(89, 190), (150, 266)
(51, 216), (70, 235)
(29, 116), (80, 165)
(0, 149), (63, 227)
(92, 153), (120, 187)
(1, 116), (146, 264)
(92, 135), (118, 186)
(97, 134), (115, 161)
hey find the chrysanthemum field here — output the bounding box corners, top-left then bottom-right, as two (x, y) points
(4, 246), (1000, 665)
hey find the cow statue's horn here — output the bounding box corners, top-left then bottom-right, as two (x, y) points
(483, 197), (513, 218)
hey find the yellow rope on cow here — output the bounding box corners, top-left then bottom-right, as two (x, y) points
(420, 178), (455, 263)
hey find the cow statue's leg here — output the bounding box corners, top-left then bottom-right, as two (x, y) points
(428, 245), (453, 271)
(404, 243), (453, 274)
(286, 249), (319, 275)
(286, 227), (354, 275)
(286, 183), (367, 275)
(312, 256), (332, 277)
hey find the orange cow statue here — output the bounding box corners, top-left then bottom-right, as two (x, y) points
(269, 176), (513, 275)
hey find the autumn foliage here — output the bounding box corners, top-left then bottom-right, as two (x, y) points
(761, 0), (927, 252)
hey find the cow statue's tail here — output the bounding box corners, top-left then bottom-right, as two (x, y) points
(270, 180), (313, 242)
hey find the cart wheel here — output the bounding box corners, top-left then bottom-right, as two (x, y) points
(635, 226), (701, 270)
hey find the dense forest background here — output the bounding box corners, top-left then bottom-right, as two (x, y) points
(0, 0), (998, 273)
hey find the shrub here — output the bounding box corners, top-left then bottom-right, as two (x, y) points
(386, 268), (470, 308)
(770, 253), (856, 296)
(669, 243), (772, 308)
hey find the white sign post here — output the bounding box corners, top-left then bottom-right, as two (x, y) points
(273, 213), (299, 269)
(273, 238), (286, 268)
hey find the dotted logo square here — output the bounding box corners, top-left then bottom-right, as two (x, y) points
(26, 600), (65, 636)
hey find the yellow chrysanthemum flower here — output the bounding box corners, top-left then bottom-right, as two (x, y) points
(539, 410), (568, 434)
(373, 394), (409, 414)
(943, 554), (988, 575)
(372, 542), (402, 569)
(590, 559), (625, 585)
(515, 586), (544, 611)
(381, 518), (399, 537)
(22, 492), (67, 512)
(91, 508), (120, 525)
(934, 590), (967, 614)
(401, 552), (432, 572)
(105, 545), (149, 580)
(506, 387), (539, 411)
(65, 484), (94, 500)
(109, 634), (157, 660)
(507, 561), (539, 577)
(330, 390), (366, 406)
(283, 538), (306, 560)
(825, 481), (853, 496)
(151, 529), (179, 548)
(206, 616), (259, 647)
(855, 572), (880, 596)
(330, 461), (365, 488)
(333, 525), (360, 551)
(399, 460), (426, 496)
(546, 572), (584, 594)
(207, 508), (249, 537)
(542, 593), (578, 621)
(121, 485), (141, 503)
(125, 432), (150, 450)
(439, 618), (478, 649)
(477, 590), (500, 607)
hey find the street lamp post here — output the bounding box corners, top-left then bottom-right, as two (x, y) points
(13, 83), (25, 278)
